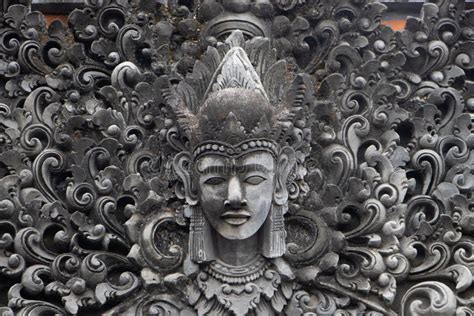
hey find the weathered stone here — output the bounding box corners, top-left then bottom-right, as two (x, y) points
(0, 0), (473, 315)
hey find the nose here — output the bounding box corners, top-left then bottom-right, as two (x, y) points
(224, 176), (248, 209)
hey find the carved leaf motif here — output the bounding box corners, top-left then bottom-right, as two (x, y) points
(0, 0), (472, 314)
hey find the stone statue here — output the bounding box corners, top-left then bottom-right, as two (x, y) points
(1, 0), (473, 315)
(170, 43), (297, 314)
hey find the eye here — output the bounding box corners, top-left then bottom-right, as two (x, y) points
(204, 177), (226, 185)
(245, 175), (266, 185)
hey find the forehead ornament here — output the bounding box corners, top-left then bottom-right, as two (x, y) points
(193, 139), (279, 160)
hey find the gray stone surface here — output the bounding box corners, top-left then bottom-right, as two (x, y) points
(0, 0), (473, 315)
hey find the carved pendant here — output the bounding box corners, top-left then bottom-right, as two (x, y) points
(189, 257), (294, 315)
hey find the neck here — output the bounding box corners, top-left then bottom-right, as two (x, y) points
(215, 233), (259, 266)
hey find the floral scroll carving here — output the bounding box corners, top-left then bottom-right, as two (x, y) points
(0, 0), (473, 315)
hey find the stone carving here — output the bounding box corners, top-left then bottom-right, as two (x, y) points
(0, 0), (473, 315)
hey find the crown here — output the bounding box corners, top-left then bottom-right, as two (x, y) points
(160, 31), (312, 157)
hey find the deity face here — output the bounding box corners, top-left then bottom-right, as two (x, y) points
(195, 151), (276, 240)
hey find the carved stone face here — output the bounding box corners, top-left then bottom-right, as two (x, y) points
(195, 151), (275, 240)
(173, 144), (295, 260)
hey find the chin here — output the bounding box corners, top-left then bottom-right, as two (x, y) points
(217, 224), (258, 240)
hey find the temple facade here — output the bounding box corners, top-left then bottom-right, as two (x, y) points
(0, 0), (473, 315)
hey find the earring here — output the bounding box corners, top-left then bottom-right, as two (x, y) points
(189, 205), (215, 262)
(189, 206), (205, 262)
(271, 203), (287, 256)
(262, 204), (287, 258)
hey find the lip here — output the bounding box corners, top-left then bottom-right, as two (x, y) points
(221, 210), (251, 226)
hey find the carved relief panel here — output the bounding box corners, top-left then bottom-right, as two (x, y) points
(0, 0), (473, 315)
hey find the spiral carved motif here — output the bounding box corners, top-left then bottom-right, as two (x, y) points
(0, 0), (473, 315)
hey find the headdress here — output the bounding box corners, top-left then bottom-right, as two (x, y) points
(164, 31), (311, 262)
(161, 30), (311, 159)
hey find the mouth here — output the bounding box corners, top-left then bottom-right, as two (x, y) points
(221, 210), (251, 226)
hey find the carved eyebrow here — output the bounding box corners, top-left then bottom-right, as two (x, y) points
(198, 165), (232, 175)
(237, 164), (272, 173)
(198, 164), (272, 174)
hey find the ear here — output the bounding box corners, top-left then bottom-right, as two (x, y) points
(173, 151), (198, 205)
(274, 146), (296, 206)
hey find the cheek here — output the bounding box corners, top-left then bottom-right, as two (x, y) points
(245, 181), (274, 209)
(199, 185), (226, 206)
(200, 187), (226, 222)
